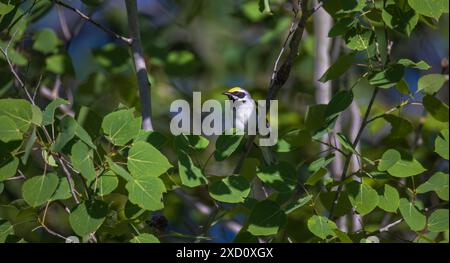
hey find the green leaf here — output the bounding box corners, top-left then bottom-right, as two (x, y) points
(71, 141), (96, 183)
(74, 122), (96, 149)
(51, 116), (76, 152)
(32, 28), (61, 54)
(382, 0), (419, 36)
(309, 154), (335, 173)
(239, 157), (259, 181)
(378, 149), (401, 171)
(92, 43), (129, 71)
(328, 18), (356, 37)
(51, 177), (72, 201)
(0, 99), (33, 133)
(69, 200), (108, 237)
(0, 4), (18, 33)
(125, 177), (166, 211)
(395, 79), (410, 94)
(22, 173), (59, 207)
(46, 54), (74, 75)
(399, 198), (426, 231)
(233, 230), (258, 243)
(345, 29), (373, 51)
(0, 116), (22, 142)
(319, 53), (355, 82)
(257, 162), (297, 192)
(369, 64), (405, 89)
(0, 183), (3, 194)
(258, 0), (271, 14)
(325, 90), (353, 122)
(81, 0), (104, 6)
(0, 3), (14, 15)
(305, 104), (327, 133)
(174, 134), (209, 152)
(0, 220), (13, 243)
(408, 0), (449, 19)
(423, 95), (449, 122)
(107, 158), (133, 181)
(209, 175), (250, 203)
(397, 59), (430, 70)
(0, 154), (19, 181)
(127, 141), (172, 178)
(285, 195), (312, 214)
(178, 151), (207, 188)
(51, 116), (95, 152)
(281, 129), (311, 147)
(416, 172), (448, 201)
(347, 181), (379, 215)
(101, 109), (141, 146)
(384, 114), (413, 138)
(31, 105), (42, 126)
(334, 229), (353, 243)
(130, 233), (160, 243)
(42, 98), (70, 126)
(427, 209), (449, 232)
(134, 130), (166, 149)
(306, 168), (328, 186)
(378, 184), (400, 212)
(93, 170), (118, 197)
(435, 129), (449, 160)
(387, 157), (426, 177)
(307, 215), (337, 239)
(418, 74), (448, 95)
(336, 132), (357, 154)
(214, 133), (243, 161)
(247, 200), (287, 236)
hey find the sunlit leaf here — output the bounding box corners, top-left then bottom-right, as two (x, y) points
(307, 215), (337, 239)
(378, 184), (400, 212)
(130, 233), (160, 243)
(209, 175), (250, 203)
(247, 200), (287, 236)
(127, 141), (172, 178)
(399, 198), (426, 231)
(347, 181), (379, 215)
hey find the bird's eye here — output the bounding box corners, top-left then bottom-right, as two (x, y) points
(234, 92), (245, 99)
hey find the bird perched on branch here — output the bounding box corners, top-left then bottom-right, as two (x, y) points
(223, 86), (276, 165)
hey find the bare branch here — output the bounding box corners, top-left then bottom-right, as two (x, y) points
(125, 0), (154, 131)
(379, 219), (403, 233)
(234, 0), (317, 173)
(56, 155), (80, 204)
(53, 0), (132, 45)
(56, 3), (72, 40)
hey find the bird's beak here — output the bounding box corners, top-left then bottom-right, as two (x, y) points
(222, 92), (233, 99)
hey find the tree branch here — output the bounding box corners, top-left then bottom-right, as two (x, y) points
(234, 0), (322, 173)
(329, 87), (379, 219)
(125, 0), (154, 131)
(53, 0), (132, 45)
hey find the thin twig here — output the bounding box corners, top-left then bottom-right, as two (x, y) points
(329, 87), (379, 219)
(56, 155), (80, 204)
(56, 3), (72, 40)
(379, 219), (403, 233)
(53, 0), (132, 45)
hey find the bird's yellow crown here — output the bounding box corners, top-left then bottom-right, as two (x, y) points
(227, 87), (242, 93)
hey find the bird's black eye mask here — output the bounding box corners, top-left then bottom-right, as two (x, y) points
(224, 91), (245, 101)
(233, 92), (246, 99)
